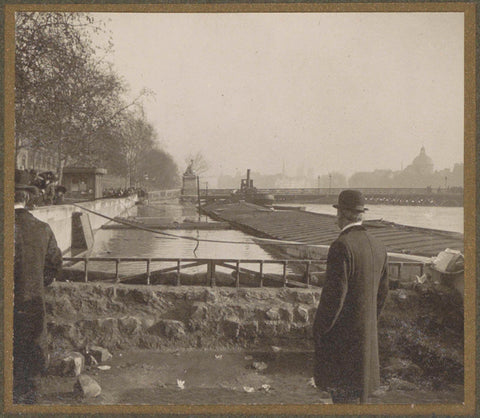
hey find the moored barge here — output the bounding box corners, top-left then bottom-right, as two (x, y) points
(201, 201), (464, 261)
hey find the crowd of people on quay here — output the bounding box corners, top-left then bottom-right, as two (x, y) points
(102, 187), (147, 199)
(14, 169), (66, 207)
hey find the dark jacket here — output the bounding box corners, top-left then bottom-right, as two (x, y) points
(313, 225), (389, 399)
(14, 208), (62, 377)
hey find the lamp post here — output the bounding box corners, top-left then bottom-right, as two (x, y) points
(317, 175), (320, 195)
(329, 173), (332, 196)
(444, 176), (448, 191)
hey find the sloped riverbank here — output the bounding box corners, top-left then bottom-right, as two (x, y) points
(43, 279), (464, 405)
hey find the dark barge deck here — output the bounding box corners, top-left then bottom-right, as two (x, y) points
(201, 201), (463, 258)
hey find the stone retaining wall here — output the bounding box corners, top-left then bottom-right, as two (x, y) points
(31, 196), (137, 253)
(46, 283), (320, 352)
(45, 281), (463, 385)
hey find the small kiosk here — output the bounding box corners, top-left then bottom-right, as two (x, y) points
(62, 167), (107, 200)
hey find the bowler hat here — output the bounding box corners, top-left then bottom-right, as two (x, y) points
(15, 169), (38, 193)
(333, 189), (368, 212)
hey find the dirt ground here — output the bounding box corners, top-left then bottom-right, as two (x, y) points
(36, 349), (464, 406)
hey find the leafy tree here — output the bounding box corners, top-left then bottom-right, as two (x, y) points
(15, 12), (145, 181)
(139, 147), (180, 189)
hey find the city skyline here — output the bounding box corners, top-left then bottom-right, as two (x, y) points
(95, 12), (464, 180)
(217, 145), (463, 189)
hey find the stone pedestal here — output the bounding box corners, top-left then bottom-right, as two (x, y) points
(181, 174), (198, 202)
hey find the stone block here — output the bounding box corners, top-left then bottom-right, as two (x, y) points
(240, 321), (259, 338)
(223, 318), (240, 338)
(118, 316), (142, 335)
(89, 345), (112, 363)
(74, 374), (102, 398)
(295, 306), (309, 323)
(279, 306), (294, 322)
(94, 318), (119, 342)
(276, 321), (291, 334)
(61, 352), (85, 377)
(149, 319), (186, 339)
(204, 289), (217, 302)
(262, 320), (278, 337)
(141, 317), (155, 329)
(290, 323), (309, 337)
(48, 321), (78, 343)
(265, 308), (281, 321)
(296, 292), (316, 305)
(191, 303), (207, 322)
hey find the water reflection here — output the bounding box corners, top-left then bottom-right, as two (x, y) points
(87, 201), (291, 277)
(303, 204), (463, 233)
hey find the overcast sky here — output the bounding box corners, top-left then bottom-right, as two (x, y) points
(95, 12), (464, 181)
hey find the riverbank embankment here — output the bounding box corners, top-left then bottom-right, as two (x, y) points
(45, 280), (463, 390)
(31, 196), (137, 254)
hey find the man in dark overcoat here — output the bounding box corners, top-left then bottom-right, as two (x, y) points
(13, 173), (62, 403)
(313, 190), (389, 403)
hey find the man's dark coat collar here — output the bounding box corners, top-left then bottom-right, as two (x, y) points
(339, 224), (366, 236)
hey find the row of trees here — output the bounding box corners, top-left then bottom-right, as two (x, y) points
(15, 12), (179, 189)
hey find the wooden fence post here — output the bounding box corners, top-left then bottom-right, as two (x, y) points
(146, 259), (151, 285)
(176, 259), (181, 286)
(207, 260), (216, 287)
(84, 258), (88, 283)
(259, 260), (264, 288)
(235, 260), (240, 288)
(283, 261), (288, 287)
(305, 261), (311, 287)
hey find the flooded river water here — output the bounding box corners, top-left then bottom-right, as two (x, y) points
(85, 200), (463, 277)
(304, 203), (463, 233)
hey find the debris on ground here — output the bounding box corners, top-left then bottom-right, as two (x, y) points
(89, 345), (112, 363)
(388, 377), (418, 391)
(261, 384), (271, 392)
(86, 354), (98, 367)
(97, 365), (111, 371)
(74, 374), (102, 398)
(308, 377), (316, 388)
(61, 352), (85, 377)
(244, 355), (253, 361)
(243, 386), (254, 393)
(215, 354), (223, 359)
(252, 361), (268, 371)
(177, 379), (185, 390)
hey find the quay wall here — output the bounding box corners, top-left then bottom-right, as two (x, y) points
(148, 189), (181, 201)
(31, 196), (137, 253)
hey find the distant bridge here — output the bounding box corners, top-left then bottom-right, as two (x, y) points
(199, 187), (463, 207)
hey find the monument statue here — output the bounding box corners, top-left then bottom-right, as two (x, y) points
(184, 160), (195, 176)
(181, 160), (197, 202)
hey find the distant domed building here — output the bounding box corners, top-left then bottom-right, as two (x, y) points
(407, 146), (434, 176)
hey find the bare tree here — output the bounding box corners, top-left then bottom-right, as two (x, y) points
(185, 151), (209, 175)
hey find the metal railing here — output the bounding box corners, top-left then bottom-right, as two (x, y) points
(62, 257), (427, 288)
